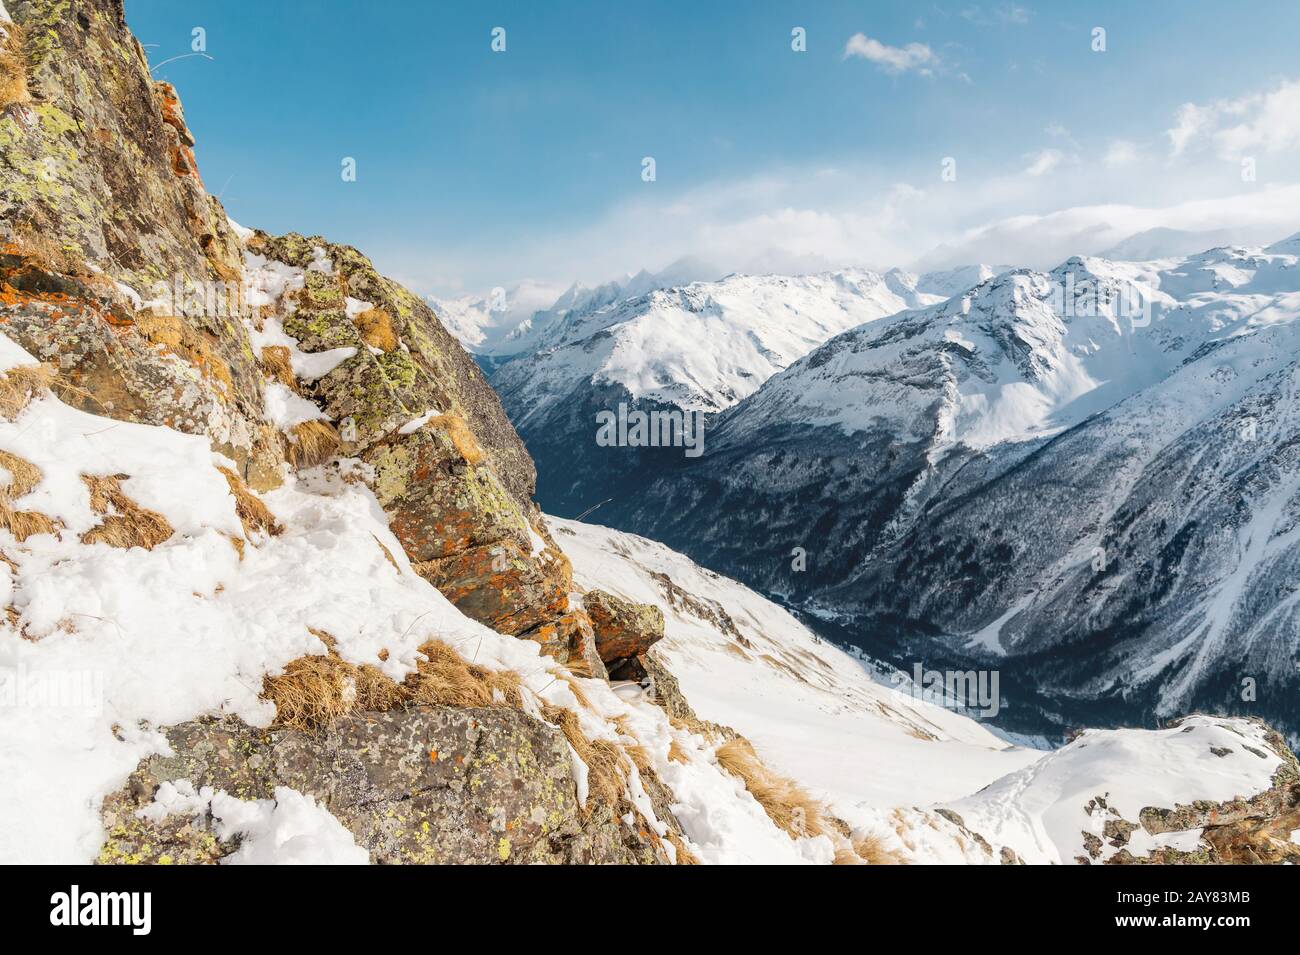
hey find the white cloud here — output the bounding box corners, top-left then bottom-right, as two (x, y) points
(1168, 78), (1300, 159)
(843, 34), (937, 75)
(378, 76), (1300, 297)
(1103, 139), (1140, 167)
(1024, 148), (1065, 176)
(1168, 102), (1216, 157)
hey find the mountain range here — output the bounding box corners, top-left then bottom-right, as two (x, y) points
(471, 239), (1300, 745)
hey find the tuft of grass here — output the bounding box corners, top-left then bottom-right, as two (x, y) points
(0, 363), (55, 420)
(0, 503), (57, 541)
(667, 739), (689, 764)
(402, 638), (523, 709)
(0, 22), (30, 112)
(0, 449), (56, 541)
(540, 702), (626, 813)
(217, 466), (282, 538)
(665, 830), (701, 865)
(353, 307), (398, 352)
(850, 832), (904, 865)
(285, 419), (341, 468)
(0, 449), (42, 499)
(261, 633), (523, 732)
(259, 346), (296, 389)
(715, 736), (830, 840)
(79, 474), (174, 550)
(424, 415), (484, 466)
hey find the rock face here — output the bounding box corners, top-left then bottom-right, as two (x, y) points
(0, 0), (267, 478)
(584, 589), (665, 680)
(99, 710), (680, 865)
(242, 231), (586, 658)
(0, 0), (592, 665)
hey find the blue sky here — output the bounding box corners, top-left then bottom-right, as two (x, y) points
(125, 1), (1300, 297)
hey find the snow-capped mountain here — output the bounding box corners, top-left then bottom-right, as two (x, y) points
(577, 237), (1300, 744)
(914, 263), (1011, 299)
(429, 256), (719, 363)
(488, 267), (946, 513)
(425, 280), (565, 357)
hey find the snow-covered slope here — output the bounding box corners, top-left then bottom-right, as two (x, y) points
(552, 516), (1300, 864)
(490, 267), (944, 515)
(942, 715), (1287, 865)
(550, 515), (1042, 809)
(722, 244), (1300, 452)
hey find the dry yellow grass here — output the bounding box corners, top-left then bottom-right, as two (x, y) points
(259, 346), (296, 388)
(217, 466), (282, 537)
(0, 363), (55, 420)
(426, 414), (484, 466)
(402, 638), (524, 709)
(560, 672), (593, 711)
(261, 633), (524, 732)
(850, 832), (904, 865)
(285, 419), (341, 468)
(0, 22), (30, 111)
(0, 449), (56, 540)
(0, 449), (41, 499)
(79, 474), (174, 550)
(353, 307), (398, 352)
(715, 736), (830, 840)
(0, 503), (57, 541)
(665, 830), (701, 865)
(540, 702), (626, 812)
(667, 739), (689, 764)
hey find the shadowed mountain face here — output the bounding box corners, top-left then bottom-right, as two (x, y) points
(499, 247), (1300, 744)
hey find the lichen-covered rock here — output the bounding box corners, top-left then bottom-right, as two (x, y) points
(244, 230), (589, 658)
(99, 709), (680, 865)
(0, 1), (598, 661)
(0, 0), (277, 486)
(0, 1), (242, 290)
(584, 589), (665, 680)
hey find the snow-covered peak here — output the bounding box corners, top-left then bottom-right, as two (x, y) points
(725, 239), (1300, 452)
(915, 263), (1010, 299)
(494, 267), (945, 421)
(431, 257), (722, 359)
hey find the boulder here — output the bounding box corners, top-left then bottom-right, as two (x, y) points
(99, 709), (680, 865)
(583, 589), (665, 680)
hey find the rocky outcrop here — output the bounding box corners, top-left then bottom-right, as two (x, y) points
(584, 588), (665, 680)
(243, 231), (588, 659)
(0, 0), (595, 665)
(1108, 722), (1300, 865)
(0, 0), (273, 483)
(99, 710), (681, 865)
